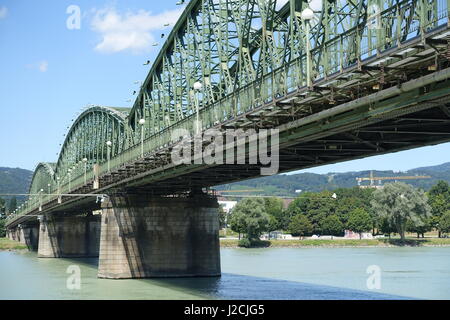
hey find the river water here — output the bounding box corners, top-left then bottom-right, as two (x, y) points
(1, 247), (449, 300)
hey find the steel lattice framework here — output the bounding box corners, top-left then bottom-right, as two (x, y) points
(7, 0), (450, 227)
(129, 0), (448, 134)
(29, 163), (56, 196)
(54, 106), (129, 185)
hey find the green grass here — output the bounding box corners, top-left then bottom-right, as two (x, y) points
(0, 238), (28, 250)
(219, 229), (240, 238)
(220, 237), (450, 248)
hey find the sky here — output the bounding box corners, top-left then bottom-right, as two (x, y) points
(0, 0), (449, 175)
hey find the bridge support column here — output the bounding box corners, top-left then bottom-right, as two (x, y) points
(37, 215), (101, 258)
(12, 229), (19, 241)
(18, 227), (27, 245)
(98, 194), (221, 279)
(17, 225), (39, 250)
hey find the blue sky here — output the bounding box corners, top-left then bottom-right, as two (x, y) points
(0, 0), (449, 175)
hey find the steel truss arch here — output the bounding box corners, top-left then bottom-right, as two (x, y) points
(28, 162), (56, 197)
(54, 106), (129, 185)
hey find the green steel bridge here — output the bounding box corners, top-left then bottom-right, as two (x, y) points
(6, 0), (450, 228)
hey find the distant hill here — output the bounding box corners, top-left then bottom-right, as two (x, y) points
(1, 162), (450, 200)
(217, 162), (450, 196)
(0, 167), (33, 201)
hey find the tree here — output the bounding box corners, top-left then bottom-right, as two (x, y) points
(320, 215), (344, 237)
(8, 197), (17, 213)
(287, 191), (337, 234)
(346, 208), (373, 239)
(264, 197), (284, 235)
(228, 209), (246, 240)
(229, 198), (270, 241)
(266, 215), (279, 239)
(428, 181), (450, 237)
(439, 211), (450, 236)
(378, 217), (397, 239)
(0, 218), (5, 238)
(407, 218), (432, 238)
(288, 214), (313, 238)
(276, 208), (296, 231)
(0, 197), (5, 215)
(264, 197), (284, 219)
(218, 206), (227, 229)
(371, 182), (431, 241)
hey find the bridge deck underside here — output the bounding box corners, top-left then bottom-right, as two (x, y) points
(125, 105), (450, 194)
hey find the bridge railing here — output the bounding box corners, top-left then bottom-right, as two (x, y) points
(7, 0), (450, 226)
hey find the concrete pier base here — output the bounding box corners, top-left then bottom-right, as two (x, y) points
(4, 225), (39, 250)
(98, 194), (221, 279)
(20, 226), (39, 250)
(37, 215), (101, 258)
(18, 228), (26, 245)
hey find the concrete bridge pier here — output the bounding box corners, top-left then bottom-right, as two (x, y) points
(98, 193), (221, 279)
(38, 214), (101, 258)
(10, 228), (19, 242)
(7, 229), (15, 241)
(18, 224), (39, 250)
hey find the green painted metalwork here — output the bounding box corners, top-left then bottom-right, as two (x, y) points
(128, 0), (447, 130)
(54, 106), (129, 189)
(27, 163), (56, 210)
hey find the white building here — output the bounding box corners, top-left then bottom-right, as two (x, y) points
(218, 201), (237, 214)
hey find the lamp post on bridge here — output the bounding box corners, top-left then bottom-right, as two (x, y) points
(56, 176), (61, 203)
(68, 169), (72, 192)
(106, 141), (112, 173)
(47, 183), (51, 202)
(83, 158), (88, 184)
(139, 119), (146, 158)
(193, 81), (203, 135)
(301, 7), (314, 89)
(39, 188), (44, 212)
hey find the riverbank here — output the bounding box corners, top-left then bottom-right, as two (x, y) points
(0, 238), (28, 251)
(3, 237), (450, 250)
(219, 238), (450, 248)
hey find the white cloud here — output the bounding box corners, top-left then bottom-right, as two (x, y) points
(26, 61), (49, 72)
(90, 1), (324, 54)
(90, 6), (184, 54)
(0, 6), (8, 19)
(276, 0), (322, 11)
(309, 0), (323, 11)
(39, 61), (48, 72)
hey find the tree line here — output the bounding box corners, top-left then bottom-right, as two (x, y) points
(0, 196), (18, 238)
(226, 181), (450, 247)
(0, 196), (17, 215)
